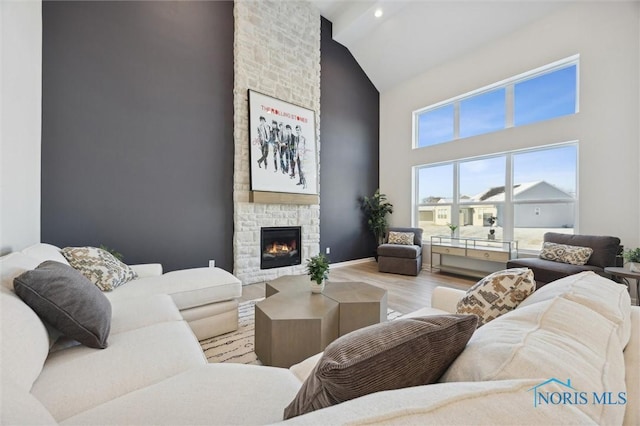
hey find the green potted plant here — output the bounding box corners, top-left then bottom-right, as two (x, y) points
(623, 248), (640, 272)
(447, 223), (458, 238)
(361, 189), (394, 248)
(306, 253), (330, 293)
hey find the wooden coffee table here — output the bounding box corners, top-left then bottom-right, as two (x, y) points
(255, 275), (387, 367)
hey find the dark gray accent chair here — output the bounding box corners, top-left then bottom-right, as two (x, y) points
(377, 227), (423, 276)
(507, 232), (623, 289)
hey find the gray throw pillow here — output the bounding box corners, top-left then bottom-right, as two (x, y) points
(283, 314), (477, 419)
(14, 261), (112, 349)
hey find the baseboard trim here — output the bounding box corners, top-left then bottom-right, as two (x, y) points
(331, 257), (375, 268)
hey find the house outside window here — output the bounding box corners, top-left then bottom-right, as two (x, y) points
(415, 144), (578, 251)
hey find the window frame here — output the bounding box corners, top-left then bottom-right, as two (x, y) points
(412, 55), (580, 149)
(413, 142), (579, 253)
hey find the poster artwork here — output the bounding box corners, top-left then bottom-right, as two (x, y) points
(248, 90), (318, 195)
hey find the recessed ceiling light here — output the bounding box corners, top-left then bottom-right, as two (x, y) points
(374, 8), (383, 18)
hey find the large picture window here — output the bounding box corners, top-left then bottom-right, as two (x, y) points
(414, 56), (579, 148)
(415, 144), (578, 251)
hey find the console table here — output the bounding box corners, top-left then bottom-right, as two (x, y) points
(604, 267), (640, 306)
(431, 236), (518, 278)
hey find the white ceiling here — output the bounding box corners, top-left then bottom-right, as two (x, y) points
(312, 0), (570, 92)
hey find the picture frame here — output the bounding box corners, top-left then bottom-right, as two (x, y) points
(248, 90), (318, 196)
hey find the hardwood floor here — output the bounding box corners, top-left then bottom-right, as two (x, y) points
(239, 260), (476, 314)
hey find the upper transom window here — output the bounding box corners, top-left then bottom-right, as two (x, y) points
(414, 56), (579, 148)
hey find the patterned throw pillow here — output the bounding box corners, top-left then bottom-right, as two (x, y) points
(539, 242), (593, 266)
(61, 247), (137, 292)
(387, 231), (414, 245)
(456, 268), (535, 327)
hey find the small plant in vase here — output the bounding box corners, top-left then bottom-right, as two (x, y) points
(306, 254), (330, 293)
(623, 248), (640, 272)
(447, 223), (458, 238)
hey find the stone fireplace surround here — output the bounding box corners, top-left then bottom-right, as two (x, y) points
(233, 1), (321, 285)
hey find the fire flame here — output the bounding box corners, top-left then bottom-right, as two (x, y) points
(266, 242), (292, 254)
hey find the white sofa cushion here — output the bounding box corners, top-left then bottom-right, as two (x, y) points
(0, 288), (50, 391)
(274, 379), (593, 425)
(61, 364), (302, 425)
(109, 294), (182, 335)
(31, 321), (207, 421)
(0, 379), (57, 425)
(624, 307), (640, 426)
(441, 297), (627, 425)
(21, 243), (70, 265)
(290, 352), (323, 382)
(105, 267), (242, 310)
(0, 252), (40, 291)
(129, 263), (163, 278)
(518, 271), (631, 347)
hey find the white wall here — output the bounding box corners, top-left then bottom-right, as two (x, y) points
(0, 0), (42, 254)
(380, 2), (640, 249)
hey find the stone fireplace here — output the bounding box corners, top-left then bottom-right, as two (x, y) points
(260, 226), (301, 270)
(232, 1), (321, 285)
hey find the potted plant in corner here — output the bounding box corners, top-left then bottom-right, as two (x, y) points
(623, 248), (640, 272)
(306, 254), (330, 293)
(361, 189), (394, 257)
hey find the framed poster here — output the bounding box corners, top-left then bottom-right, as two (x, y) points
(248, 90), (318, 195)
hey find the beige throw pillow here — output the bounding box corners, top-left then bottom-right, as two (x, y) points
(539, 242), (593, 265)
(387, 231), (414, 245)
(61, 246), (137, 292)
(283, 315), (478, 419)
(456, 268), (535, 327)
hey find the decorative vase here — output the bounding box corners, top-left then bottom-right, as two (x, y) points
(310, 280), (325, 293)
(629, 262), (640, 273)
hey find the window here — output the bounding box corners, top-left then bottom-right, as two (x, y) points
(417, 164), (453, 233)
(512, 145), (577, 249)
(514, 65), (577, 126)
(459, 88), (506, 139)
(414, 144), (577, 250)
(414, 57), (578, 148)
(417, 105), (454, 148)
(458, 156), (506, 240)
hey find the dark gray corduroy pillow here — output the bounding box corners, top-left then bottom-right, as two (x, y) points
(14, 260), (112, 349)
(283, 314), (477, 419)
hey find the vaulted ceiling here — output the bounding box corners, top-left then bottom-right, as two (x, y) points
(312, 0), (570, 92)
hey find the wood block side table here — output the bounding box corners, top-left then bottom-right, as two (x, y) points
(322, 282), (388, 336)
(255, 291), (339, 368)
(255, 276), (388, 367)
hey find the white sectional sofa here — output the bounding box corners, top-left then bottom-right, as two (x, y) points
(1, 246), (638, 425)
(15, 243), (242, 340)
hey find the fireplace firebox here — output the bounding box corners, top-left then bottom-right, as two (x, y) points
(260, 227), (302, 270)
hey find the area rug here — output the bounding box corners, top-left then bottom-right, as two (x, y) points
(200, 298), (403, 365)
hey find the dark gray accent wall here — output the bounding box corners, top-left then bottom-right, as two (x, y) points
(42, 1), (234, 272)
(320, 18), (380, 262)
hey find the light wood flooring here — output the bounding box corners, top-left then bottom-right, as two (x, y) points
(239, 260), (476, 314)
